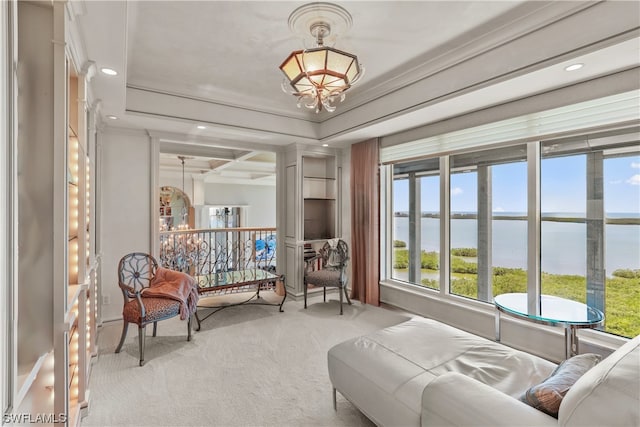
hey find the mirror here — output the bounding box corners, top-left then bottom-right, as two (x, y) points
(159, 186), (193, 230)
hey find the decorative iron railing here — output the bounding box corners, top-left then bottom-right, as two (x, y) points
(159, 227), (277, 292)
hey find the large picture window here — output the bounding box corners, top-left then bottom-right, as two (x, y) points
(386, 130), (640, 339)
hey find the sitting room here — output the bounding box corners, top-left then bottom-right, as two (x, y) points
(2, 1), (639, 426)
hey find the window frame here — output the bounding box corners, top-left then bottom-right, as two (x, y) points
(382, 123), (640, 340)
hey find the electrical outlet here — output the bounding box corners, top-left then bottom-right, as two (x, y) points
(102, 295), (111, 305)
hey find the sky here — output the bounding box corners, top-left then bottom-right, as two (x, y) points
(393, 154), (640, 214)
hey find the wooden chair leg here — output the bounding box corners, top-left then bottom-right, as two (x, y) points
(138, 325), (146, 366)
(323, 287), (326, 302)
(339, 285), (343, 315)
(187, 315), (192, 341)
(115, 321), (129, 353)
(152, 321), (158, 337)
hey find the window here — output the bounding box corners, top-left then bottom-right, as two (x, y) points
(449, 161), (478, 299)
(420, 174), (441, 289)
(385, 129), (639, 339)
(604, 154), (640, 337)
(449, 145), (528, 302)
(540, 153), (587, 297)
(540, 136), (640, 337)
(392, 158), (440, 288)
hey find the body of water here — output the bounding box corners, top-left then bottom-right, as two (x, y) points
(394, 217), (640, 275)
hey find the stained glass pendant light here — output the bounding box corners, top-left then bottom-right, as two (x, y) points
(279, 3), (364, 113)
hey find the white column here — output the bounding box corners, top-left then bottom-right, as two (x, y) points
(192, 174), (205, 206)
(408, 173), (421, 284)
(586, 152), (605, 314)
(440, 156), (451, 295)
(150, 137), (160, 257)
(527, 141), (541, 315)
(477, 165), (492, 302)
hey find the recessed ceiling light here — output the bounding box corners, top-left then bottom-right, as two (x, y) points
(564, 63), (584, 72)
(197, 125), (206, 129)
(100, 67), (118, 76)
(322, 143), (329, 147)
(106, 115), (118, 120)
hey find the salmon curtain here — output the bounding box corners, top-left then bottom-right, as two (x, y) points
(350, 138), (380, 306)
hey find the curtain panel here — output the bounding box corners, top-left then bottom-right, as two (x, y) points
(350, 138), (380, 306)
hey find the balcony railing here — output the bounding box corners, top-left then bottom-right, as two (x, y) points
(159, 227), (277, 293)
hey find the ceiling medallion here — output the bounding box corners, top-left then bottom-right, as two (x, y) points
(279, 2), (364, 113)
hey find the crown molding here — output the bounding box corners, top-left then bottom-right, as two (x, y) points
(125, 86), (323, 145)
(64, 0), (89, 74)
(125, 83), (318, 123)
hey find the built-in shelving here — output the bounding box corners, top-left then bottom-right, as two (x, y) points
(303, 156), (337, 241)
(283, 148), (342, 297)
(11, 2), (99, 424)
(65, 77), (83, 426)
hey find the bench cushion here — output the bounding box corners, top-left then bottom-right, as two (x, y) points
(328, 316), (556, 426)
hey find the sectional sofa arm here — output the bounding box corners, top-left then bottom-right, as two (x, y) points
(421, 372), (557, 427)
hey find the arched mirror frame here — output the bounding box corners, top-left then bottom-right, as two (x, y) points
(159, 185), (194, 230)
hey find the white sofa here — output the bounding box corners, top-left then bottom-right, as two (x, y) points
(327, 316), (640, 426)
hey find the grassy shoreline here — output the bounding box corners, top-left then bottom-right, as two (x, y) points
(392, 247), (640, 338)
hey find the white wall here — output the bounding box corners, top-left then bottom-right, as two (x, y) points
(204, 183), (276, 227)
(99, 129), (152, 321)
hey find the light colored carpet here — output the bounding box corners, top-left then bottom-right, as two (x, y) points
(81, 293), (412, 427)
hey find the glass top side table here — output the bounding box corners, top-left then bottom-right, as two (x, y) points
(494, 293), (604, 359)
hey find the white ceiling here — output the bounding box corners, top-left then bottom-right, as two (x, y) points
(159, 151), (276, 186)
(72, 1), (640, 183)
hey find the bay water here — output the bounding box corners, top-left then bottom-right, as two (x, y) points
(394, 217), (640, 275)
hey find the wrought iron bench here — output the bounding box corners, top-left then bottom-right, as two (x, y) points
(159, 227), (286, 330)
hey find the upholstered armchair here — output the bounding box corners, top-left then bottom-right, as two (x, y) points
(115, 252), (194, 366)
(303, 239), (352, 314)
